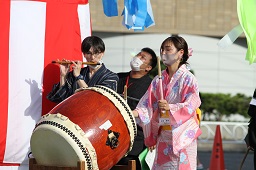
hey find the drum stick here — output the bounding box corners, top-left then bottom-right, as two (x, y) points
(157, 57), (164, 100)
(52, 60), (100, 65)
(119, 94), (140, 102)
(124, 85), (128, 102)
(158, 57), (167, 115)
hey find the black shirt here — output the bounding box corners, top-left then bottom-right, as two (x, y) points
(117, 72), (152, 156)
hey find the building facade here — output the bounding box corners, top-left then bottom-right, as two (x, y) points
(89, 1), (256, 96)
(90, 0), (240, 37)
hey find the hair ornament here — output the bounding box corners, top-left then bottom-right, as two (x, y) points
(188, 48), (193, 57)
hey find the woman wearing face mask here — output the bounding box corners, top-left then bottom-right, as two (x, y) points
(133, 35), (201, 170)
(47, 36), (119, 103)
(116, 47), (157, 169)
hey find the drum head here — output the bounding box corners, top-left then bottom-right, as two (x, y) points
(31, 127), (81, 166)
(30, 113), (96, 169)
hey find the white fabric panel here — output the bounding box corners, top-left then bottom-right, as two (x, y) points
(78, 4), (91, 42)
(78, 4), (91, 63)
(0, 165), (28, 170)
(5, 1), (46, 163)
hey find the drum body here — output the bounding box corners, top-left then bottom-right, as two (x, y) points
(30, 86), (137, 170)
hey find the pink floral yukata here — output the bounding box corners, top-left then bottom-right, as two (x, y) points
(135, 64), (202, 170)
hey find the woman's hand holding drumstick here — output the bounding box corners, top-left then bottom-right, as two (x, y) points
(158, 99), (169, 111)
(157, 57), (169, 112)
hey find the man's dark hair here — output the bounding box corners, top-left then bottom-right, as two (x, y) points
(141, 47), (157, 71)
(81, 36), (105, 54)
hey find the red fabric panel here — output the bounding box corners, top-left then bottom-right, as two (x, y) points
(42, 1), (85, 115)
(0, 0), (11, 165)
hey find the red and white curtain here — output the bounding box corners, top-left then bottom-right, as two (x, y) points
(0, 0), (91, 169)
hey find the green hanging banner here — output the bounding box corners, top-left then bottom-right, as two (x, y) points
(237, 0), (256, 64)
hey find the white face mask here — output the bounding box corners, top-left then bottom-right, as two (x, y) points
(130, 56), (143, 71)
(161, 53), (179, 66)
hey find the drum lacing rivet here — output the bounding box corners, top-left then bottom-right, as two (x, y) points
(80, 131), (85, 136)
(75, 124), (81, 131)
(60, 115), (68, 121)
(56, 113), (62, 118)
(42, 113), (50, 119)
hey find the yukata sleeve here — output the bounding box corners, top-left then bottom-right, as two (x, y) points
(47, 73), (75, 103)
(168, 75), (201, 127)
(98, 72), (119, 92)
(135, 78), (158, 147)
(168, 74), (203, 155)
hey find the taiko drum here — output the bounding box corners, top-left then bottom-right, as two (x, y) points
(30, 85), (137, 170)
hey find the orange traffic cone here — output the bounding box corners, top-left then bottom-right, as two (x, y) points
(208, 125), (225, 170)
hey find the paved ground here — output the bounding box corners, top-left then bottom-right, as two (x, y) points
(198, 151), (254, 170)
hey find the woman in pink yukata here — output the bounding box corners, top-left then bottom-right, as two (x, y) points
(133, 35), (202, 170)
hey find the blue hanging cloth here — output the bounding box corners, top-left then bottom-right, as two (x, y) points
(102, 0), (118, 17)
(122, 0), (155, 31)
(144, 0), (155, 28)
(101, 0), (155, 31)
